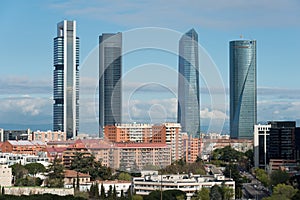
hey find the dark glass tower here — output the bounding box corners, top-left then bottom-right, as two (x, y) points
(177, 29), (200, 137)
(230, 40), (256, 139)
(99, 33), (122, 137)
(53, 20), (79, 139)
(268, 121), (296, 161)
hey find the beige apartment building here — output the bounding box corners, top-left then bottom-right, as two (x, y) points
(104, 123), (183, 162)
(59, 139), (172, 171)
(112, 143), (171, 170)
(30, 130), (66, 142)
(0, 164), (12, 186)
(104, 123), (152, 143)
(182, 133), (202, 163)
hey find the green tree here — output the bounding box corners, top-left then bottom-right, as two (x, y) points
(89, 183), (95, 198)
(292, 190), (300, 200)
(211, 146), (243, 163)
(245, 149), (254, 167)
(192, 187), (210, 200)
(76, 172), (80, 191)
(118, 172), (132, 181)
(210, 185), (222, 200)
(127, 186), (132, 199)
(70, 152), (113, 180)
(144, 190), (186, 200)
(263, 184), (297, 200)
(221, 184), (234, 200)
(255, 168), (270, 187)
(10, 163), (28, 181)
(160, 159), (205, 175)
(95, 183), (99, 198)
(46, 156), (64, 188)
(223, 164), (243, 198)
(120, 190), (124, 199)
(113, 185), (117, 199)
(132, 194), (143, 200)
(107, 185), (113, 199)
(100, 183), (106, 199)
(24, 163), (46, 176)
(270, 170), (289, 186)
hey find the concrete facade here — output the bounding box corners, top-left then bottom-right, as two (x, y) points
(0, 164), (12, 186)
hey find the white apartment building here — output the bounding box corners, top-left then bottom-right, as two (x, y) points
(98, 180), (132, 197)
(133, 173), (235, 200)
(203, 133), (230, 140)
(112, 143), (171, 171)
(164, 123), (183, 161)
(0, 152), (50, 167)
(0, 164), (12, 186)
(65, 180), (131, 197)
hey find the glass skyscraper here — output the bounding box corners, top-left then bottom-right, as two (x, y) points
(177, 29), (200, 137)
(53, 20), (79, 139)
(230, 40), (256, 139)
(99, 33), (122, 137)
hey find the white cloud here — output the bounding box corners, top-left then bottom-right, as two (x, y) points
(124, 98), (177, 123)
(0, 76), (51, 95)
(200, 108), (228, 119)
(0, 96), (52, 125)
(48, 0), (300, 29)
(258, 100), (300, 122)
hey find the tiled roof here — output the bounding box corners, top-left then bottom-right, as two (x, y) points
(46, 147), (67, 153)
(97, 180), (131, 184)
(81, 139), (113, 149)
(64, 170), (90, 178)
(47, 141), (75, 145)
(115, 143), (168, 148)
(7, 140), (46, 146)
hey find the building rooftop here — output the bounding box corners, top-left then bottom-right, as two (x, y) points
(7, 140), (46, 146)
(46, 146), (67, 153)
(64, 170), (90, 178)
(97, 180), (131, 184)
(47, 140), (75, 146)
(115, 143), (169, 148)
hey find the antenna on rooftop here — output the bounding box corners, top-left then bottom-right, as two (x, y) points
(240, 34), (243, 39)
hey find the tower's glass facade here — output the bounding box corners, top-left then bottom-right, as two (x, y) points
(99, 33), (122, 137)
(230, 40), (256, 139)
(53, 20), (79, 139)
(177, 29), (200, 137)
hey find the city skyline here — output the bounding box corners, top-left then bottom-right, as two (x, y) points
(0, 1), (300, 134)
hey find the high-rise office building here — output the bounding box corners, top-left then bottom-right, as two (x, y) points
(268, 121), (296, 161)
(99, 33), (122, 137)
(254, 121), (300, 169)
(53, 20), (79, 139)
(177, 29), (200, 137)
(230, 40), (256, 139)
(253, 124), (271, 169)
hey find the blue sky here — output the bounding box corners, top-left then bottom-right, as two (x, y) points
(1, 0), (300, 134)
